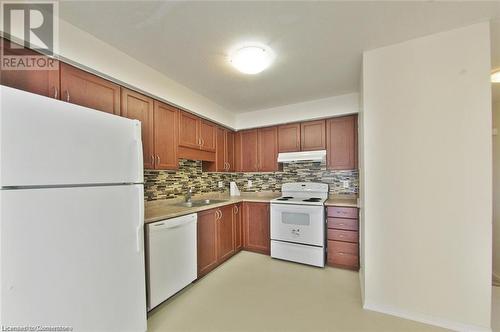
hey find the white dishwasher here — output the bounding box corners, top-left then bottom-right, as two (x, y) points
(146, 213), (197, 310)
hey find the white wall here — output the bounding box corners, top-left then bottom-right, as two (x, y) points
(233, 93), (359, 130)
(361, 22), (492, 331)
(493, 99), (500, 283)
(2, 17), (236, 128)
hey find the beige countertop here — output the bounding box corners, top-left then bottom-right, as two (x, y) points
(325, 195), (359, 208)
(145, 191), (281, 224)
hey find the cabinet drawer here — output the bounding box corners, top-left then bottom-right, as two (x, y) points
(327, 240), (359, 269)
(327, 207), (358, 219)
(327, 229), (358, 243)
(327, 217), (358, 231)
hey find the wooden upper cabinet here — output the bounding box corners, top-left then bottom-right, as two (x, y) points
(326, 115), (358, 170)
(197, 209), (218, 277)
(154, 101), (178, 170)
(243, 202), (270, 255)
(301, 120), (326, 151)
(258, 126), (279, 172)
(278, 123), (301, 153)
(239, 129), (259, 172)
(217, 205), (235, 263)
(0, 38), (59, 98)
(60, 63), (120, 115)
(121, 88), (154, 169)
(178, 111), (200, 149)
(199, 120), (216, 152)
(234, 132), (242, 172)
(226, 131), (235, 172)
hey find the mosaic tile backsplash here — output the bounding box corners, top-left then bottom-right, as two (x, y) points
(144, 159), (358, 201)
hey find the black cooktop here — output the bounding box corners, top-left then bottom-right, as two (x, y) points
(302, 197), (322, 202)
(277, 196), (294, 201)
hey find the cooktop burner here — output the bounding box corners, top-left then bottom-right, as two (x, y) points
(277, 196), (294, 201)
(302, 197), (322, 202)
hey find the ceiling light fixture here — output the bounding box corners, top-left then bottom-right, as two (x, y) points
(492, 70), (500, 83)
(229, 45), (274, 75)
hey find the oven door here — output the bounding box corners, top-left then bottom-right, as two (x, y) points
(270, 203), (325, 246)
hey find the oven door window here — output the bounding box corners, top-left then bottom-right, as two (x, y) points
(281, 212), (310, 226)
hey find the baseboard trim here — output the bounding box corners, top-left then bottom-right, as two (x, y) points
(363, 301), (492, 332)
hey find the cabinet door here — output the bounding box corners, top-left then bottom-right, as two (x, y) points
(326, 115), (357, 170)
(60, 63), (120, 115)
(199, 120), (216, 152)
(197, 209), (218, 277)
(278, 123), (301, 152)
(243, 202), (270, 255)
(240, 129), (259, 172)
(234, 132), (242, 172)
(234, 203), (242, 251)
(0, 38), (59, 98)
(301, 120), (326, 151)
(217, 205), (235, 263)
(216, 127), (226, 171)
(258, 127), (279, 172)
(154, 101), (178, 170)
(178, 111), (200, 149)
(121, 88), (154, 169)
(225, 131), (235, 172)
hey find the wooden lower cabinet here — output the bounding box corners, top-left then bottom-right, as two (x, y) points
(197, 209), (219, 277)
(234, 203), (242, 251)
(243, 202), (270, 255)
(326, 206), (359, 270)
(197, 204), (238, 278)
(217, 205), (235, 263)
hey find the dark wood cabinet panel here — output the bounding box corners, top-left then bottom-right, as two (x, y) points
(60, 63), (120, 115)
(0, 38), (59, 98)
(326, 115), (358, 170)
(327, 240), (359, 270)
(217, 205), (235, 263)
(178, 111), (200, 150)
(327, 229), (358, 243)
(301, 120), (326, 151)
(243, 202), (270, 255)
(327, 206), (358, 219)
(197, 209), (219, 277)
(121, 88), (154, 169)
(154, 101), (178, 170)
(240, 129), (259, 172)
(234, 132), (242, 172)
(278, 123), (301, 153)
(226, 131), (235, 172)
(258, 126), (279, 172)
(234, 203), (242, 251)
(199, 120), (216, 152)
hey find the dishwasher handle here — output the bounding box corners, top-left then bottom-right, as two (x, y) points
(149, 213), (197, 232)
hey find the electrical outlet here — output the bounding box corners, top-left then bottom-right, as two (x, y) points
(247, 180), (253, 188)
(342, 180), (349, 188)
(218, 181), (223, 188)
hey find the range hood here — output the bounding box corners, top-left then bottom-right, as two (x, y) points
(277, 150), (326, 163)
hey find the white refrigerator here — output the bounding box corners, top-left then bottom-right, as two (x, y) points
(0, 86), (147, 331)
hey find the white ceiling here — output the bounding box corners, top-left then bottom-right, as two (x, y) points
(60, 1), (500, 113)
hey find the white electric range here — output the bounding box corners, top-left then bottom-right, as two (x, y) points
(270, 182), (328, 267)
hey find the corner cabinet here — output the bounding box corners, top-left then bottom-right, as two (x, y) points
(326, 115), (358, 170)
(121, 88), (155, 169)
(243, 202), (270, 255)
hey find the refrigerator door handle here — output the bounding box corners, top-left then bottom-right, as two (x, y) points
(137, 186), (144, 253)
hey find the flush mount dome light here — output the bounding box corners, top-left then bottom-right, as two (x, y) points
(229, 45), (274, 74)
(492, 70), (500, 83)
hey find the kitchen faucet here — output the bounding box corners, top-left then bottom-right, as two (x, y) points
(185, 187), (193, 202)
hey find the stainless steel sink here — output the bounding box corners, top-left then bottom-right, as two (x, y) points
(175, 199), (228, 208)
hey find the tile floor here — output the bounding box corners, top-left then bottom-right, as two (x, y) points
(147, 251), (457, 332)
